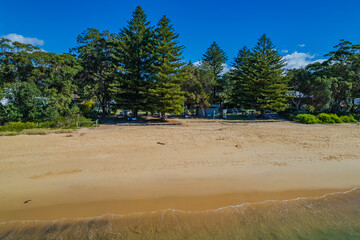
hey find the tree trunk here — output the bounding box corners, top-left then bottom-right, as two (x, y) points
(133, 109), (138, 118)
(261, 109), (265, 118)
(350, 98), (355, 113)
(161, 112), (166, 122)
(101, 103), (107, 116)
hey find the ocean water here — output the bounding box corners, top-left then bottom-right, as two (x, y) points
(1, 188), (360, 240)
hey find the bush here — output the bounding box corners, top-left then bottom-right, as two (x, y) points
(340, 115), (357, 123)
(0, 122), (37, 132)
(0, 116), (96, 133)
(317, 113), (342, 124)
(295, 114), (321, 124)
(77, 116), (96, 127)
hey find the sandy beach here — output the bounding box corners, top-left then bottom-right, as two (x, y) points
(1, 120), (360, 222)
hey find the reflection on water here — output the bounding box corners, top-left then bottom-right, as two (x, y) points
(1, 188), (360, 239)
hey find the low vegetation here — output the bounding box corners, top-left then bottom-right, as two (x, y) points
(0, 116), (95, 136)
(295, 113), (357, 124)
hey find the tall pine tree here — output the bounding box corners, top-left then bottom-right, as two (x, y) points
(150, 15), (185, 120)
(111, 6), (154, 117)
(230, 46), (252, 108)
(245, 34), (289, 116)
(201, 42), (227, 105)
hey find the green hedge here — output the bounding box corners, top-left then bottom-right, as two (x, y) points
(317, 113), (342, 124)
(340, 115), (357, 123)
(295, 113), (357, 124)
(0, 122), (36, 132)
(295, 114), (321, 124)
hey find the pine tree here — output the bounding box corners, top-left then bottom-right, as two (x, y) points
(246, 34), (289, 116)
(150, 15), (185, 120)
(111, 6), (154, 117)
(201, 42), (227, 104)
(230, 46), (252, 108)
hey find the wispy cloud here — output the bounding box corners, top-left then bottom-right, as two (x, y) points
(297, 43), (306, 48)
(283, 51), (326, 69)
(2, 33), (44, 46)
(193, 61), (202, 67)
(281, 50), (288, 53)
(193, 61), (230, 74)
(221, 63), (230, 74)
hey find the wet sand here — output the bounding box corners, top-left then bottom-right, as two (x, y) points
(1, 120), (360, 222)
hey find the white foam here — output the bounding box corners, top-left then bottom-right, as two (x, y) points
(1, 187), (359, 225)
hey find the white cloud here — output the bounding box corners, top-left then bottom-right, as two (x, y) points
(2, 33), (44, 46)
(283, 51), (327, 69)
(193, 61), (202, 67)
(297, 44), (306, 48)
(221, 63), (230, 74)
(281, 50), (288, 53)
(193, 61), (230, 74)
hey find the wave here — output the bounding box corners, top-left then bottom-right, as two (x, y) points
(1, 187), (360, 239)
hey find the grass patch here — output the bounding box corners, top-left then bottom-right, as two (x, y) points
(0, 132), (19, 136)
(21, 129), (48, 135)
(55, 129), (74, 134)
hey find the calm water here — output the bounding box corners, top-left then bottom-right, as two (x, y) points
(1, 188), (360, 239)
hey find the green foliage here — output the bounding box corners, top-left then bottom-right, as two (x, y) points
(0, 122), (36, 132)
(111, 6), (155, 117)
(230, 34), (289, 115)
(202, 42), (227, 104)
(295, 114), (321, 124)
(230, 46), (252, 107)
(182, 63), (214, 112)
(0, 38), (81, 123)
(317, 113), (342, 124)
(80, 100), (97, 119)
(72, 28), (115, 114)
(288, 40), (360, 113)
(340, 115), (357, 123)
(149, 15), (185, 119)
(294, 113), (357, 124)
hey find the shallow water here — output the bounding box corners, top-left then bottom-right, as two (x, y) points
(1, 188), (360, 239)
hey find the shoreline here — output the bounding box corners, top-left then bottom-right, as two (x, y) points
(0, 187), (356, 222)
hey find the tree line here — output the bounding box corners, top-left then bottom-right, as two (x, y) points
(1, 5), (360, 124)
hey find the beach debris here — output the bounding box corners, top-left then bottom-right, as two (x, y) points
(157, 142), (165, 145)
(235, 144), (241, 149)
(66, 134), (73, 137)
(24, 200), (31, 204)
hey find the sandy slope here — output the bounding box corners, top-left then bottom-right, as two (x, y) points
(1, 120), (360, 221)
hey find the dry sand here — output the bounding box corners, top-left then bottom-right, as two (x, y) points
(1, 120), (360, 222)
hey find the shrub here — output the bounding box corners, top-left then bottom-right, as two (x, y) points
(0, 122), (37, 132)
(39, 121), (52, 128)
(295, 114), (321, 124)
(340, 115), (357, 123)
(77, 116), (96, 127)
(317, 113), (342, 124)
(24, 122), (36, 129)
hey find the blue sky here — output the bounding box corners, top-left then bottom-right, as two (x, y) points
(1, 0), (360, 69)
